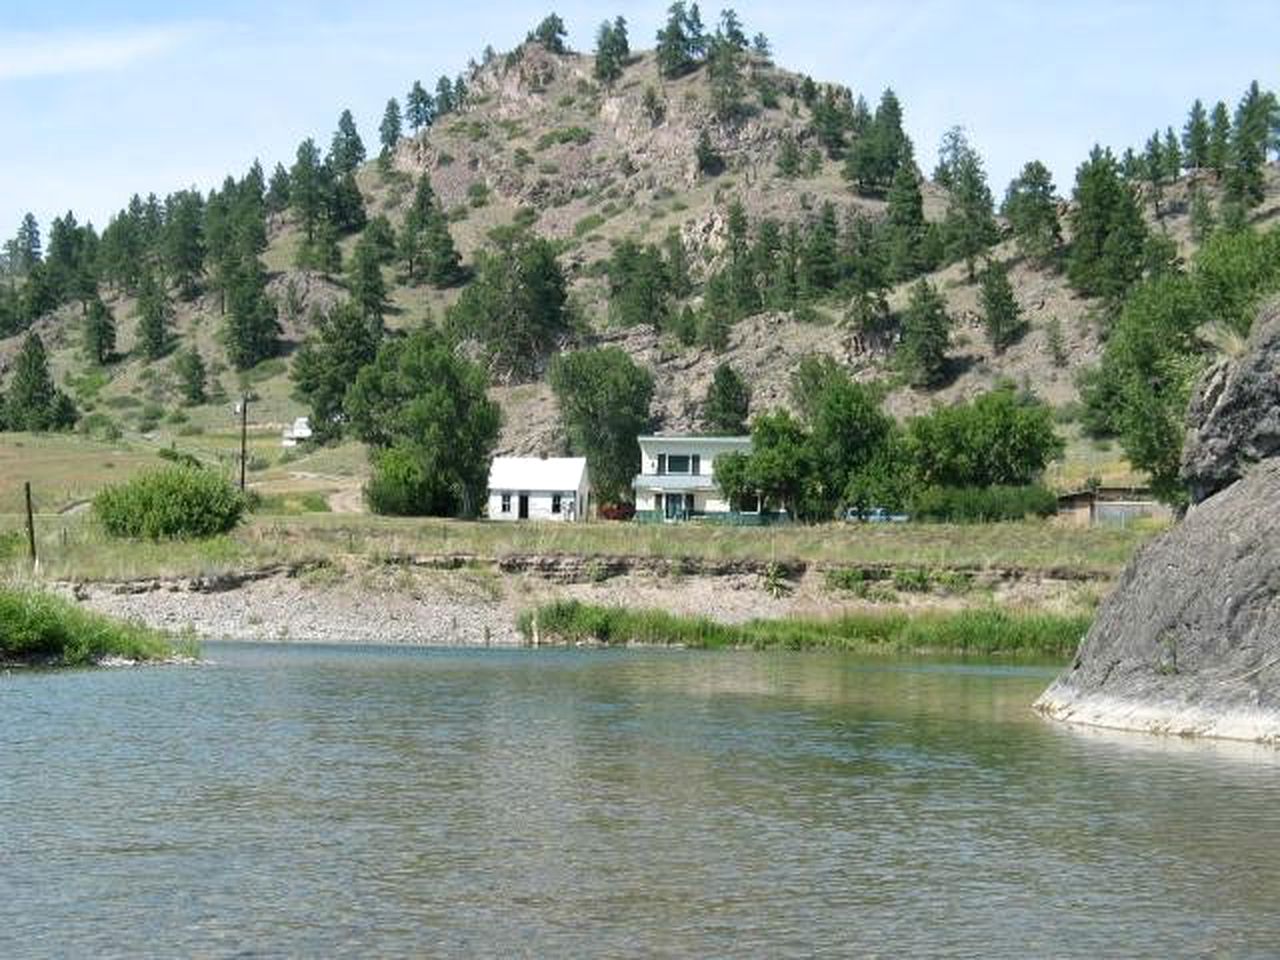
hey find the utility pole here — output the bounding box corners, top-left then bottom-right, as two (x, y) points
(239, 395), (249, 492)
(24, 481), (36, 568)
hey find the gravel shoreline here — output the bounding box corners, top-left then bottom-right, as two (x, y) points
(63, 561), (1103, 648)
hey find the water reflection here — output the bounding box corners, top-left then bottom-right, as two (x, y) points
(2, 644), (1277, 958)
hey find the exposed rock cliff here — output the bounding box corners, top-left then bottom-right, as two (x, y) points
(1039, 299), (1280, 742)
(1036, 458), (1280, 742)
(1182, 298), (1280, 503)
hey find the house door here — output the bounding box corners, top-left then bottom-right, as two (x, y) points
(518, 494), (529, 519)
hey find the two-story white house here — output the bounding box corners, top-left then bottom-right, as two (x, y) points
(488, 456), (590, 522)
(632, 435), (753, 522)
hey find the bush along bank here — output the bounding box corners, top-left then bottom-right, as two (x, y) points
(0, 586), (198, 666)
(518, 600), (1091, 658)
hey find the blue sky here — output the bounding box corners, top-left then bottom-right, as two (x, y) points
(2, 1), (1276, 237)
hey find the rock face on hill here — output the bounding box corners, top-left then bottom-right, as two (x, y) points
(1038, 300), (1280, 742)
(1181, 298), (1280, 503)
(1035, 457), (1280, 741)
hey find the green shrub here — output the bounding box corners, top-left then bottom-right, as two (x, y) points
(94, 465), (248, 540)
(467, 182), (491, 208)
(0, 587), (192, 665)
(519, 600), (1090, 658)
(910, 485), (1058, 523)
(536, 126), (592, 150)
(574, 213), (606, 237)
(78, 412), (122, 442)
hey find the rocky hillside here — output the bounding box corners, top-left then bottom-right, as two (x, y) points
(5, 36), (1280, 480)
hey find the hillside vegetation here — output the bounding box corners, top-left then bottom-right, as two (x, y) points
(2, 7), (1279, 514)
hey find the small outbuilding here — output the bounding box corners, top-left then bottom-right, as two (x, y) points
(488, 456), (590, 522)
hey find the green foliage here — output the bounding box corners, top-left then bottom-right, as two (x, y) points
(399, 175), (463, 288)
(94, 465), (247, 540)
(528, 13), (568, 53)
(345, 324), (500, 517)
(704, 362), (751, 433)
(906, 386), (1064, 488)
(536, 126), (592, 150)
(1081, 226), (1280, 502)
(0, 587), (189, 666)
(4, 332), (76, 431)
(844, 88), (911, 193)
(83, 298), (117, 365)
(776, 133), (802, 178)
(520, 599), (1091, 658)
(292, 301), (381, 444)
(347, 235), (389, 328)
(174, 349), (207, 405)
(549, 347), (654, 503)
(656, 1), (706, 79)
(695, 130), (725, 176)
(1067, 146), (1147, 302)
(1003, 160), (1061, 261)
(594, 16), (630, 84)
(899, 279), (951, 387)
(222, 253), (280, 371)
(884, 163), (926, 281)
(135, 268), (171, 361)
(1182, 99), (1210, 170)
(940, 128), (998, 279)
(378, 99), (402, 166)
(909, 485), (1058, 523)
(979, 260), (1026, 353)
(406, 80), (435, 133)
(447, 228), (566, 380)
(329, 108), (366, 175)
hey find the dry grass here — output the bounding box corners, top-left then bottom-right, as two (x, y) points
(0, 510), (1159, 584)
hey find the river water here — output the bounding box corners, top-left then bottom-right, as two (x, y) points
(3, 643), (1279, 958)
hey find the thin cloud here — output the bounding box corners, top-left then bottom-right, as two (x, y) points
(0, 24), (203, 80)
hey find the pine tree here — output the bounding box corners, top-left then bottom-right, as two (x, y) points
(5, 332), (75, 431)
(943, 132), (997, 280)
(1226, 80), (1270, 208)
(379, 98), (403, 168)
(899, 279), (951, 388)
(800, 202), (839, 297)
(842, 214), (889, 333)
(1208, 100), (1232, 175)
(1183, 99), (1210, 171)
(328, 109), (366, 176)
(704, 363), (750, 433)
(1144, 130), (1167, 219)
(406, 81), (434, 133)
(308, 217), (342, 275)
(1189, 184), (1216, 241)
(1066, 147), (1147, 302)
(290, 138), (325, 244)
(14, 213), (42, 274)
(164, 189), (205, 299)
(291, 301), (381, 443)
(845, 87), (911, 194)
(594, 17), (630, 84)
(1002, 160), (1060, 261)
(656, 2), (699, 78)
(83, 298), (116, 365)
(776, 133), (802, 178)
(1162, 126), (1183, 181)
(266, 162), (292, 214)
(175, 349), (207, 405)
(435, 76), (455, 115)
(884, 163), (925, 281)
(348, 236), (389, 333)
(979, 260), (1024, 354)
(706, 29), (746, 121)
(224, 255), (280, 371)
(528, 13), (568, 53)
(135, 269), (171, 361)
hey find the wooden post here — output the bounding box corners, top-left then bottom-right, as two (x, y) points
(24, 481), (36, 567)
(239, 395), (249, 492)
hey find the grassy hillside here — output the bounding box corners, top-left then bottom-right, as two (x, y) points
(3, 37), (1278, 513)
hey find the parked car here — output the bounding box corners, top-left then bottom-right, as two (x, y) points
(844, 506), (909, 523)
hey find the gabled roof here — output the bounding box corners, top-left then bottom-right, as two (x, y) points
(489, 456), (587, 491)
(638, 434), (751, 446)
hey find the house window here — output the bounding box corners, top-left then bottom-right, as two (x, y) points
(668, 454), (692, 474)
(657, 454), (667, 475)
(501, 493), (511, 513)
(551, 493), (562, 514)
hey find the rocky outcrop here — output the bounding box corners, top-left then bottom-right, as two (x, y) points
(1035, 458), (1280, 743)
(1181, 298), (1280, 503)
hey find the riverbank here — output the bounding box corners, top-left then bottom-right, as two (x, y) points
(521, 600), (1091, 658)
(0, 586), (197, 667)
(54, 550), (1109, 651)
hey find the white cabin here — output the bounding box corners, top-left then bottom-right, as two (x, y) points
(632, 435), (752, 521)
(488, 456), (590, 522)
(281, 416), (313, 447)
